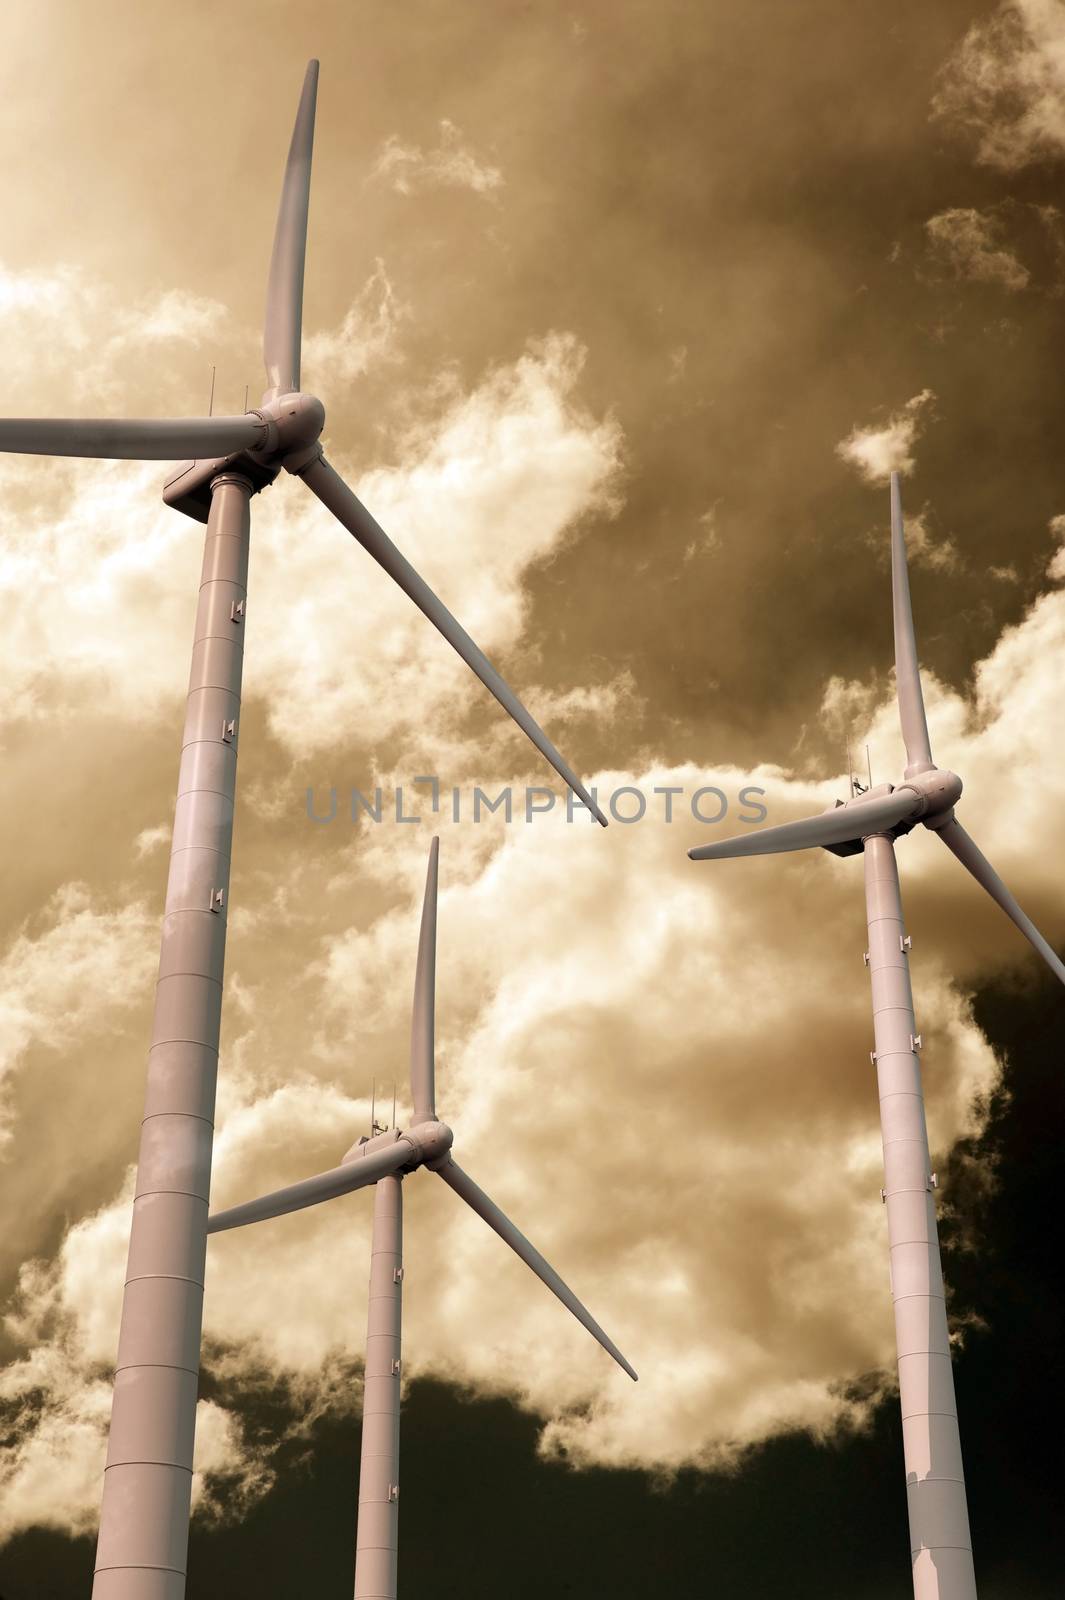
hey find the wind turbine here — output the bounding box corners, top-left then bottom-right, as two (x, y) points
(207, 836), (637, 1600)
(688, 473), (1064, 1600)
(0, 60), (608, 1600)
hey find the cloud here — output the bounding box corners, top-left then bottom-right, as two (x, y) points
(684, 504), (721, 563)
(820, 674), (884, 756)
(371, 120), (503, 197)
(835, 389), (935, 484)
(0, 262), (226, 407)
(6, 218), (1065, 1535)
(8, 529), (1065, 1515)
(116, 289), (227, 347)
(0, 262), (252, 735)
(1047, 511), (1065, 578)
(0, 1198), (269, 1541)
(925, 207), (1031, 290)
(249, 330), (623, 757)
(0, 1356), (112, 1542)
(0, 728), (1014, 1498)
(934, 0), (1065, 170)
(0, 454), (201, 727)
(0, 884), (156, 1149)
(133, 824), (170, 858)
(535, 671), (641, 723)
(0, 312), (621, 765)
(896, 507), (961, 573)
(302, 260), (410, 390)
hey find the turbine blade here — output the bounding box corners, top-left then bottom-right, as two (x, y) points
(689, 788), (920, 861)
(891, 472), (934, 773)
(435, 1158), (637, 1381)
(0, 415), (265, 461)
(263, 59), (319, 398)
(410, 837), (439, 1124)
(207, 1138), (411, 1234)
(934, 816), (1065, 986)
(298, 453), (608, 826)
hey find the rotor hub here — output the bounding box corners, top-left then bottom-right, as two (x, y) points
(405, 1119), (454, 1170)
(903, 766), (963, 825)
(252, 390), (326, 468)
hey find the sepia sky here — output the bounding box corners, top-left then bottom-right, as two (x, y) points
(1, 2), (1064, 1596)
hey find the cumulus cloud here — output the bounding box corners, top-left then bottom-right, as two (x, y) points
(0, 1354), (113, 1542)
(934, 0), (1065, 170)
(13, 542), (1065, 1508)
(0, 311), (621, 765)
(0, 884), (156, 1149)
(0, 454), (201, 727)
(0, 261), (249, 734)
(6, 253), (1065, 1535)
(925, 207), (1031, 290)
(835, 389), (935, 484)
(0, 723), (1016, 1501)
(0, 1199), (269, 1540)
(249, 330), (623, 757)
(371, 120), (503, 197)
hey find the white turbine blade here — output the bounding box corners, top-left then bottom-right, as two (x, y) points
(436, 1157), (637, 1381)
(0, 415), (265, 460)
(263, 58), (319, 398)
(934, 816), (1065, 986)
(410, 837), (439, 1125)
(297, 453), (609, 826)
(207, 1138), (411, 1235)
(689, 788), (919, 861)
(890, 472), (934, 774)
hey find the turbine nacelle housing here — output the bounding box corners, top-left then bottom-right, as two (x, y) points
(820, 769), (963, 858)
(342, 1126), (405, 1165)
(340, 1119), (455, 1173)
(163, 451), (280, 523)
(161, 391), (325, 523)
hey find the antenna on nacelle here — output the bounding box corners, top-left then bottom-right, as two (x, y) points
(370, 1076), (393, 1137)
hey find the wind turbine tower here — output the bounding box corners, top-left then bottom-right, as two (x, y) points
(207, 837), (636, 1599)
(689, 473), (1065, 1600)
(0, 61), (606, 1600)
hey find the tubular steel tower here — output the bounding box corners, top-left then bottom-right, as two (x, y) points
(207, 839), (636, 1599)
(0, 62), (608, 1600)
(689, 473), (1065, 1599)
